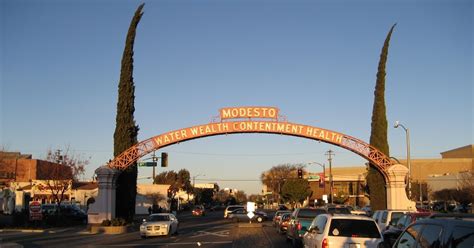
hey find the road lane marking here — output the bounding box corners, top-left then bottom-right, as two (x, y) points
(190, 230), (230, 238)
(100, 241), (233, 246)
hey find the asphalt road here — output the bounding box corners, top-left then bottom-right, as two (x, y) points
(0, 210), (293, 248)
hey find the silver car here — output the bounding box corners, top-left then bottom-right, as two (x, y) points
(140, 213), (179, 238)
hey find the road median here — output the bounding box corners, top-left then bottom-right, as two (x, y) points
(232, 223), (271, 248)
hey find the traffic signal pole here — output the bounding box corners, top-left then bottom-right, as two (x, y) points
(152, 152), (157, 184)
(326, 150), (335, 204)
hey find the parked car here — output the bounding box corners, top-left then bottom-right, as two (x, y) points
(372, 209), (411, 231)
(41, 204), (58, 215)
(392, 213), (474, 248)
(41, 204), (87, 223)
(346, 205), (370, 216)
(453, 204), (472, 213)
(224, 205), (244, 219)
(278, 204), (289, 210)
(192, 205), (205, 216)
(227, 208), (268, 223)
(381, 211), (431, 247)
(277, 212), (292, 234)
(273, 210), (292, 227)
(303, 214), (383, 248)
(362, 205), (372, 216)
(140, 213), (179, 238)
(59, 204), (87, 222)
(326, 206), (352, 215)
(287, 208), (328, 247)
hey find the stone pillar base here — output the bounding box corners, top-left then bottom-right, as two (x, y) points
(386, 164), (416, 210)
(87, 166), (120, 224)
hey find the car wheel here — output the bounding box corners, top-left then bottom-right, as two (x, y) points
(256, 216), (263, 223)
(141, 235), (146, 239)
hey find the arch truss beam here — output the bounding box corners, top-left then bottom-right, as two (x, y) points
(108, 120), (393, 182)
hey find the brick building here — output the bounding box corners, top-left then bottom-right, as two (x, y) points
(0, 151), (73, 213)
(0, 151), (72, 185)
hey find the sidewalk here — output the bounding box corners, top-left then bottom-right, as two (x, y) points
(0, 226), (86, 234)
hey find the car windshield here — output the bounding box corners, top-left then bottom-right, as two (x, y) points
(148, 215), (169, 221)
(329, 219), (381, 238)
(298, 209), (327, 218)
(229, 207), (243, 211)
(232, 209), (246, 214)
(390, 212), (405, 224)
(282, 214), (291, 220)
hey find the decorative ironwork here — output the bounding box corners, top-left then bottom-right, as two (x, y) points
(107, 120), (394, 182)
(341, 134), (393, 181)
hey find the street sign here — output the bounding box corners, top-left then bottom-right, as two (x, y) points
(308, 175), (320, 180)
(247, 202), (256, 212)
(29, 201), (43, 221)
(247, 211), (255, 219)
(138, 162), (157, 167)
(247, 201), (256, 220)
(307, 175), (321, 182)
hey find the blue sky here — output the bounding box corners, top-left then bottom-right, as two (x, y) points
(1, 0), (472, 194)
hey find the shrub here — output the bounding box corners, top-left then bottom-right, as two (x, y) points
(111, 218), (127, 226)
(101, 219), (111, 226)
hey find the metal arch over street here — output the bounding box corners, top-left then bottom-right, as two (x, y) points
(107, 107), (394, 182)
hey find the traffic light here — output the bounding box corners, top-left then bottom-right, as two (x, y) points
(298, 168), (303, 179)
(161, 152), (168, 167)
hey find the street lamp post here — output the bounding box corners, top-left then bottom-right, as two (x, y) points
(325, 150), (335, 204)
(307, 162), (326, 194)
(394, 121), (416, 204)
(192, 174), (205, 187)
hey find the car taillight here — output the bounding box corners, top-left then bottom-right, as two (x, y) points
(322, 238), (329, 248)
(297, 222), (302, 230)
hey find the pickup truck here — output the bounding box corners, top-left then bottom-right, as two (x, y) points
(286, 208), (327, 247)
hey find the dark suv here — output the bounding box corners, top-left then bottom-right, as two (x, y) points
(393, 213), (474, 248)
(286, 208), (327, 247)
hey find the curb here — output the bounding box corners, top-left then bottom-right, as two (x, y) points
(0, 229), (45, 233)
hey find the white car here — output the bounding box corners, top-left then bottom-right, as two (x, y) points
(224, 205), (244, 219)
(303, 214), (383, 248)
(140, 213), (179, 238)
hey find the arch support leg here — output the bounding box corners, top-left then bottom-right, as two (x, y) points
(87, 166), (121, 224)
(386, 164), (416, 210)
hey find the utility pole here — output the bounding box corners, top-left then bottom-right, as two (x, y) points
(325, 150), (335, 204)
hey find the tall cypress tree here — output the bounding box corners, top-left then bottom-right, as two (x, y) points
(367, 24), (396, 211)
(114, 3), (144, 221)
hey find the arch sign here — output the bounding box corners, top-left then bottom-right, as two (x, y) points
(108, 106), (394, 182)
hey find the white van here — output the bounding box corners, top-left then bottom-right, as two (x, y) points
(372, 209), (411, 231)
